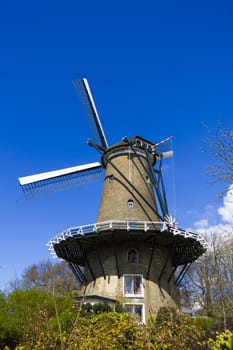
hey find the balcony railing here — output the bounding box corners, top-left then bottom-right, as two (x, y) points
(46, 220), (208, 258)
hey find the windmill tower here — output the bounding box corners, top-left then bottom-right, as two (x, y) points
(19, 79), (207, 322)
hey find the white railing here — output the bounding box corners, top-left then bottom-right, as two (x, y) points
(46, 220), (208, 258)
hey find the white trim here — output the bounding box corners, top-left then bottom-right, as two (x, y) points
(46, 220), (208, 258)
(18, 162), (101, 185)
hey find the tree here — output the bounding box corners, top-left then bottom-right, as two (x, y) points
(182, 233), (233, 330)
(202, 124), (233, 190)
(17, 260), (78, 294)
(0, 288), (77, 349)
(181, 125), (233, 330)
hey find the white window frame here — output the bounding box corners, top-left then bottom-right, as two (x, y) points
(123, 274), (144, 298)
(124, 303), (145, 323)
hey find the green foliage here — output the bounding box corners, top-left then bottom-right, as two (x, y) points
(149, 307), (207, 350)
(208, 330), (233, 350)
(195, 316), (216, 336)
(0, 288), (77, 349)
(15, 312), (153, 350)
(115, 300), (124, 313)
(4, 290), (233, 350)
(0, 291), (21, 349)
(154, 306), (178, 324)
(3, 257), (233, 349)
(67, 312), (153, 350)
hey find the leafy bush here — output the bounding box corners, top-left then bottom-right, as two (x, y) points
(68, 312), (153, 349)
(195, 316), (216, 337)
(149, 307), (207, 350)
(208, 329), (233, 350)
(154, 306), (178, 324)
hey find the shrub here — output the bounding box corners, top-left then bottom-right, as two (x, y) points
(149, 307), (207, 350)
(208, 329), (233, 350)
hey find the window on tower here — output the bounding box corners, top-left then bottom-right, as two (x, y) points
(123, 275), (143, 297)
(127, 249), (138, 263)
(109, 174), (114, 182)
(128, 199), (134, 208)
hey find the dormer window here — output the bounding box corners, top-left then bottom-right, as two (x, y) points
(128, 249), (138, 263)
(128, 199), (134, 209)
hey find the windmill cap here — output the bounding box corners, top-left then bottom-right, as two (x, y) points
(101, 136), (156, 167)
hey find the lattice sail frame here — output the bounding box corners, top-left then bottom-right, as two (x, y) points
(19, 162), (104, 199)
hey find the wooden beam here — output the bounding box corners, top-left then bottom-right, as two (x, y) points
(176, 263), (192, 286)
(68, 262), (87, 283)
(95, 237), (106, 279)
(113, 233), (120, 278)
(77, 240), (96, 281)
(146, 236), (156, 279)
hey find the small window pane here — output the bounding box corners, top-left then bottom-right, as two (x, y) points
(134, 276), (142, 294)
(124, 305), (134, 313)
(134, 305), (142, 318)
(124, 276), (132, 294)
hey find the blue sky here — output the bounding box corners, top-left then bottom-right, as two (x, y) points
(0, 0), (233, 289)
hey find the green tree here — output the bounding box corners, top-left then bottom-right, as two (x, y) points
(0, 288), (77, 349)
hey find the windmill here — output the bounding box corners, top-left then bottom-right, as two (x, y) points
(19, 78), (207, 322)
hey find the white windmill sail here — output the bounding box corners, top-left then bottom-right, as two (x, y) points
(19, 162), (103, 199)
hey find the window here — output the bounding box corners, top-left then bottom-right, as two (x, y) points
(124, 275), (143, 297)
(109, 174), (114, 182)
(127, 249), (138, 263)
(124, 304), (144, 323)
(127, 199), (134, 209)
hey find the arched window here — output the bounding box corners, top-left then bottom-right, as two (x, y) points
(127, 249), (138, 263)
